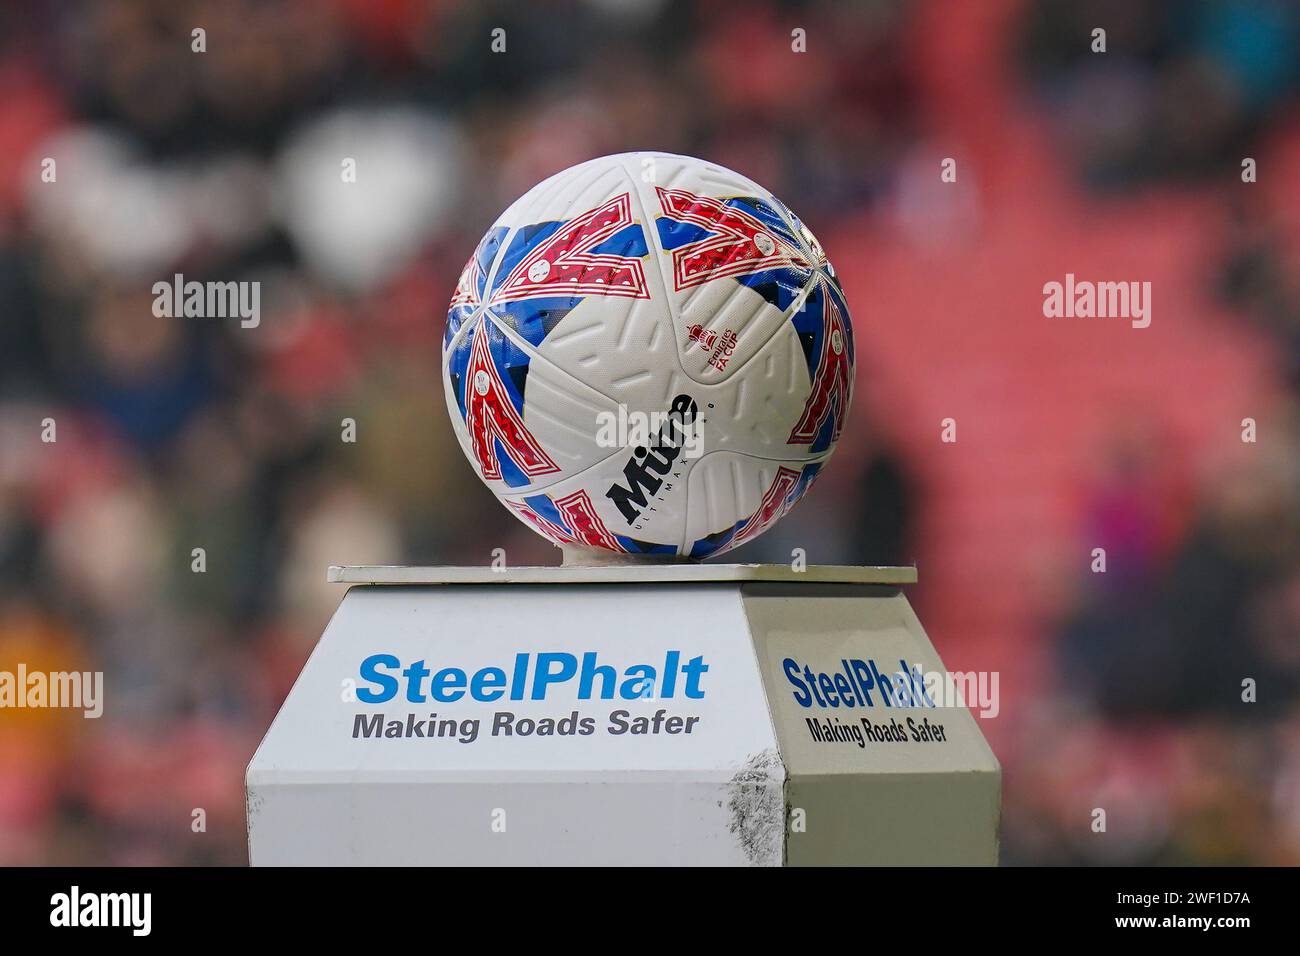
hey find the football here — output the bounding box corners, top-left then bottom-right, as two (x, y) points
(443, 152), (854, 559)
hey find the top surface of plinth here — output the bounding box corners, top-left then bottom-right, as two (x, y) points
(326, 563), (917, 586)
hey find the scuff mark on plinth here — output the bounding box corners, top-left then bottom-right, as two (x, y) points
(726, 749), (785, 866)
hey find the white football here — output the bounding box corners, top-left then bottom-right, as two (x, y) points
(443, 152), (854, 559)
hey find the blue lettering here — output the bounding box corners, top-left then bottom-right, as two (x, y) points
(784, 658), (812, 707)
(353, 651), (710, 703)
(471, 666), (506, 702)
(532, 653), (577, 699)
(429, 666), (467, 703)
(357, 654), (401, 703)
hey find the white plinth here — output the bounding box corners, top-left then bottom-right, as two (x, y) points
(246, 565), (1000, 865)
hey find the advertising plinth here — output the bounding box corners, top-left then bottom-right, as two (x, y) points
(246, 565), (1000, 865)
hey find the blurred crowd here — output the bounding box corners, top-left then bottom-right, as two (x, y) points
(0, 0), (1296, 865)
(1010, 0), (1300, 864)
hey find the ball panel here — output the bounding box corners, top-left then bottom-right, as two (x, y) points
(611, 153), (824, 389)
(499, 447), (689, 556)
(443, 312), (634, 492)
(492, 156), (635, 234)
(690, 319), (815, 461)
(682, 452), (827, 558)
(444, 225), (509, 349)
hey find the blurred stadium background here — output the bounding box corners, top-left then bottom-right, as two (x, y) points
(1, 0), (1298, 865)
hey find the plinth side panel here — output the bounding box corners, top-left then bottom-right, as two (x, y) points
(247, 584), (785, 865)
(742, 583), (1001, 865)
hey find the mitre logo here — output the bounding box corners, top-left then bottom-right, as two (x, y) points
(605, 394), (699, 525)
